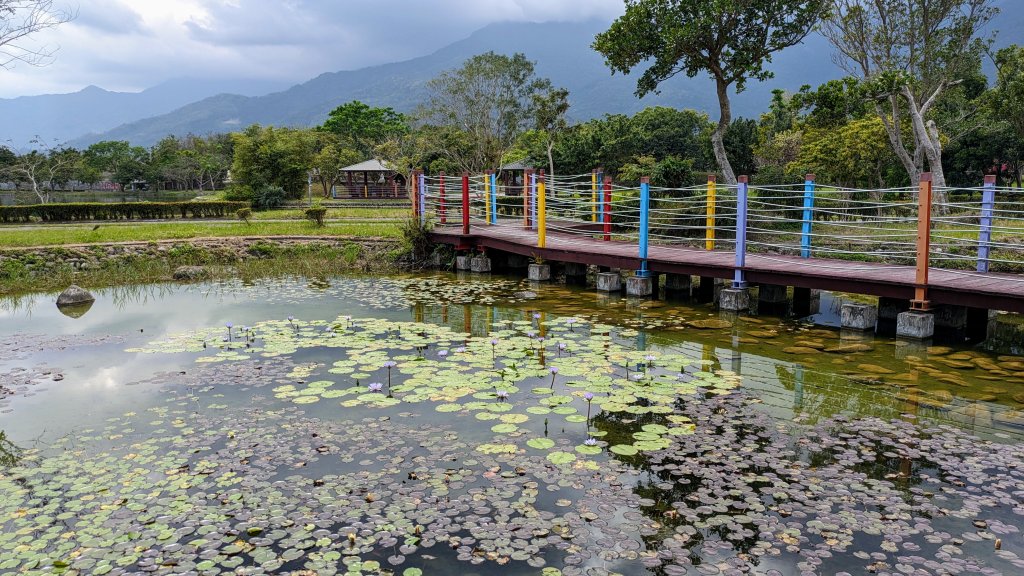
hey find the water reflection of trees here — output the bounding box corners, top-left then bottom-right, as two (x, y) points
(0, 431), (22, 467)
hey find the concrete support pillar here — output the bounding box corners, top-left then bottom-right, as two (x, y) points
(897, 311), (935, 340)
(456, 255), (471, 271)
(564, 262), (588, 286)
(792, 287), (820, 317)
(596, 272), (622, 293)
(626, 276), (653, 297)
(840, 303), (877, 331)
(470, 256), (491, 273)
(696, 276), (716, 303)
(719, 288), (750, 312)
(528, 264), (550, 281)
(664, 274), (691, 297)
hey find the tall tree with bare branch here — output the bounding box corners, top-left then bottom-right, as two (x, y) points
(821, 0), (997, 194)
(0, 0), (75, 69)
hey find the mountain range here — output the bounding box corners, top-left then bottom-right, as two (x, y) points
(3, 3), (1022, 150)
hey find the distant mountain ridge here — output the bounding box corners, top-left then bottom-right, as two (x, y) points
(7, 1), (1022, 150)
(0, 79), (288, 151)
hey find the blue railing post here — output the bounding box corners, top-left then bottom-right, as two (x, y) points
(596, 168), (605, 224)
(800, 173), (816, 258)
(638, 177), (651, 277)
(418, 173), (426, 226)
(490, 172), (498, 224)
(977, 174), (996, 273)
(531, 172), (538, 231)
(733, 176), (749, 288)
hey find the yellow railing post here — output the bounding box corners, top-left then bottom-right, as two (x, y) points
(538, 169), (547, 248)
(705, 174), (716, 251)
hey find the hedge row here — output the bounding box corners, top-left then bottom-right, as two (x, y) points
(0, 201), (251, 223)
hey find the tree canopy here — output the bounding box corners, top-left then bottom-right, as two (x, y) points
(593, 0), (827, 184)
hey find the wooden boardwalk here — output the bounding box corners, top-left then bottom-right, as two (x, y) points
(430, 225), (1024, 313)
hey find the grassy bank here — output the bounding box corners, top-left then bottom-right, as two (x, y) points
(249, 207), (409, 220)
(0, 239), (404, 296)
(0, 220), (402, 248)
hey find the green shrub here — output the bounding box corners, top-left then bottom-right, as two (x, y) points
(252, 186), (286, 211)
(224, 185), (253, 202)
(304, 206), (328, 227)
(0, 201), (249, 223)
(247, 241), (280, 259)
(236, 207), (252, 223)
(0, 259), (27, 280)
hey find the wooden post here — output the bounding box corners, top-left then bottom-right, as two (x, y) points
(705, 174), (716, 250)
(800, 173), (816, 258)
(911, 173), (932, 310)
(977, 174), (996, 273)
(538, 169), (547, 248)
(439, 171), (447, 225)
(733, 175), (749, 288)
(603, 176), (612, 241)
(462, 172), (470, 235)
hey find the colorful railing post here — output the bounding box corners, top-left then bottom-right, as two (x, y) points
(597, 168), (605, 224)
(418, 172), (426, 227)
(461, 172), (470, 235)
(603, 176), (612, 241)
(439, 171), (447, 225)
(705, 174), (716, 250)
(523, 168), (533, 229)
(538, 169), (547, 248)
(410, 169), (421, 218)
(800, 173), (816, 258)
(733, 176), (749, 288)
(977, 174), (996, 273)
(638, 176), (651, 277)
(531, 172), (539, 231)
(490, 172), (498, 224)
(483, 170), (491, 226)
(911, 173), (933, 310)
(591, 169), (599, 222)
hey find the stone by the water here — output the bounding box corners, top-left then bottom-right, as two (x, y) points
(513, 291), (538, 300)
(172, 266), (209, 281)
(55, 285), (95, 307)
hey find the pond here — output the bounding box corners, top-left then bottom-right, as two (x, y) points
(2, 272), (1024, 576)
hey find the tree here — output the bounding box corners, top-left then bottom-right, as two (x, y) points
(532, 86), (570, 178)
(821, 0), (998, 192)
(83, 140), (148, 194)
(320, 101), (408, 158)
(1, 139), (75, 202)
(989, 45), (1024, 149)
(593, 0), (827, 184)
(422, 52), (553, 173)
(0, 0), (75, 69)
(309, 132), (361, 198)
(229, 125), (315, 197)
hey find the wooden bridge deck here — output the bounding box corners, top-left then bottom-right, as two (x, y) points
(430, 225), (1024, 313)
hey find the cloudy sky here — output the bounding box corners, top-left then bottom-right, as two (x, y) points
(1, 0), (625, 98)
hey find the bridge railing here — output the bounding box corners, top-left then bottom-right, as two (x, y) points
(414, 169), (1024, 276)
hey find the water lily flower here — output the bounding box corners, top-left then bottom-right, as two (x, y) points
(533, 312), (541, 319)
(584, 392), (594, 401)
(549, 367), (559, 375)
(454, 347), (466, 354)
(527, 331), (536, 338)
(584, 438), (598, 446)
(368, 382), (384, 393)
(287, 316), (294, 322)
(438, 350), (449, 358)
(383, 360), (397, 369)
(496, 390), (509, 401)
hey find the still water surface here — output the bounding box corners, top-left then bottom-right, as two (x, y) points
(2, 272), (1024, 575)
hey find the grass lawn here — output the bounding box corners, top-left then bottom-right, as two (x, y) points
(0, 220), (402, 248)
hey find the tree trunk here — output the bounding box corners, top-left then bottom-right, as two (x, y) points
(875, 97), (919, 184)
(901, 86), (948, 211)
(711, 76), (736, 185)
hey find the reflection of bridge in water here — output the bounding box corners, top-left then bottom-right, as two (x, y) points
(417, 170), (1024, 341)
(410, 301), (1024, 442)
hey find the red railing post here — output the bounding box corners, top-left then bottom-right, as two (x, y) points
(439, 171), (446, 225)
(462, 172), (470, 235)
(524, 168), (534, 229)
(912, 173), (932, 310)
(603, 176), (612, 241)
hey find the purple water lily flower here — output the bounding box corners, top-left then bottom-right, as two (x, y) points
(454, 347), (466, 354)
(496, 390), (509, 401)
(438, 350), (449, 358)
(585, 438), (598, 446)
(383, 360), (397, 369)
(584, 392), (594, 401)
(368, 382), (384, 393)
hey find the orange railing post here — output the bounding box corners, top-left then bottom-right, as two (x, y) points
(912, 173), (932, 310)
